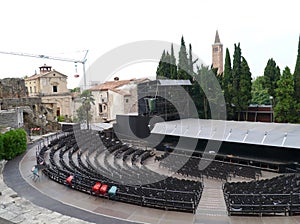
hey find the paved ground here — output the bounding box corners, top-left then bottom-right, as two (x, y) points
(2, 135), (300, 223)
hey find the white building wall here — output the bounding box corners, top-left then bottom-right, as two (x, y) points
(108, 90), (124, 121)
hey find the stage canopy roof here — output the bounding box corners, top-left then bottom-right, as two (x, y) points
(150, 118), (300, 149)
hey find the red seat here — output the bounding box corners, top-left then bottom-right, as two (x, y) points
(100, 184), (108, 195)
(66, 175), (73, 186)
(92, 182), (101, 193)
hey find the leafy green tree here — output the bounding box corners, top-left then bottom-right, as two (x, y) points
(274, 67), (298, 123)
(70, 87), (80, 93)
(294, 35), (300, 103)
(251, 76), (271, 105)
(79, 90), (95, 129)
(177, 36), (190, 80)
(76, 105), (93, 123)
(222, 48), (234, 119)
(262, 58), (281, 98)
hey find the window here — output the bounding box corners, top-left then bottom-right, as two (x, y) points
(214, 47), (218, 52)
(53, 86), (58, 92)
(34, 86), (36, 93)
(99, 104), (103, 113)
(103, 105), (106, 110)
(30, 87), (32, 93)
(125, 98), (129, 103)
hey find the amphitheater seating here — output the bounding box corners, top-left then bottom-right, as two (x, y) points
(224, 174), (300, 215)
(37, 130), (203, 213)
(159, 152), (261, 181)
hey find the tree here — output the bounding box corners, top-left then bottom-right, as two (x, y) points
(70, 87), (80, 93)
(274, 67), (298, 123)
(76, 105), (93, 124)
(251, 76), (271, 105)
(232, 43), (242, 120)
(262, 58), (281, 98)
(239, 56), (252, 120)
(177, 36), (190, 80)
(79, 90), (95, 129)
(156, 50), (166, 79)
(170, 44), (178, 79)
(193, 65), (224, 119)
(0, 129), (26, 160)
(294, 35), (300, 103)
(188, 44), (195, 77)
(222, 48), (234, 119)
(231, 43), (252, 120)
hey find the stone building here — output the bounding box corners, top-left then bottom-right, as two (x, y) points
(24, 64), (73, 120)
(89, 77), (149, 123)
(212, 30), (224, 74)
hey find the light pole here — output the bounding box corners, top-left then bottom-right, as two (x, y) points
(269, 96), (274, 122)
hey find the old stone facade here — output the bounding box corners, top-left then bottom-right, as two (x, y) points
(212, 30), (223, 74)
(0, 78), (28, 99)
(24, 64), (73, 120)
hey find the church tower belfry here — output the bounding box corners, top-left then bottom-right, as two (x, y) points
(212, 30), (223, 74)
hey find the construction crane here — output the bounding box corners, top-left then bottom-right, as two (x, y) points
(0, 50), (89, 89)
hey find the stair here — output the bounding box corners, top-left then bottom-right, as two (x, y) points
(196, 178), (228, 216)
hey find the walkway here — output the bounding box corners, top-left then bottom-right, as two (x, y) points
(196, 178), (227, 217)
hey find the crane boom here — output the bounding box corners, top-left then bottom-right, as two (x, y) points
(0, 50), (88, 89)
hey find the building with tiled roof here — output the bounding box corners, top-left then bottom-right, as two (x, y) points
(24, 64), (73, 121)
(90, 77), (149, 122)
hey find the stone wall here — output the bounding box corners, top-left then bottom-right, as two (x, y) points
(0, 108), (23, 129)
(0, 97), (41, 110)
(0, 78), (28, 99)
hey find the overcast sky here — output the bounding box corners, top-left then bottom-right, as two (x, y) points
(0, 0), (299, 89)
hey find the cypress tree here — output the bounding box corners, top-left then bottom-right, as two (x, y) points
(156, 50), (166, 79)
(223, 48), (234, 119)
(177, 36), (189, 80)
(170, 44), (178, 79)
(164, 51), (171, 79)
(232, 43), (242, 120)
(240, 56), (252, 120)
(188, 43), (194, 77)
(294, 35), (300, 103)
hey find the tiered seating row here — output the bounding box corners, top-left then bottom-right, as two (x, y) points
(36, 130), (203, 213)
(158, 152), (261, 181)
(224, 174), (300, 216)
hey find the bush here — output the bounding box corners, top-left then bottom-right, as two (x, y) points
(0, 134), (4, 160)
(57, 115), (65, 122)
(0, 129), (27, 160)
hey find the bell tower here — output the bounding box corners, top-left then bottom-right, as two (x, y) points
(212, 30), (223, 74)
